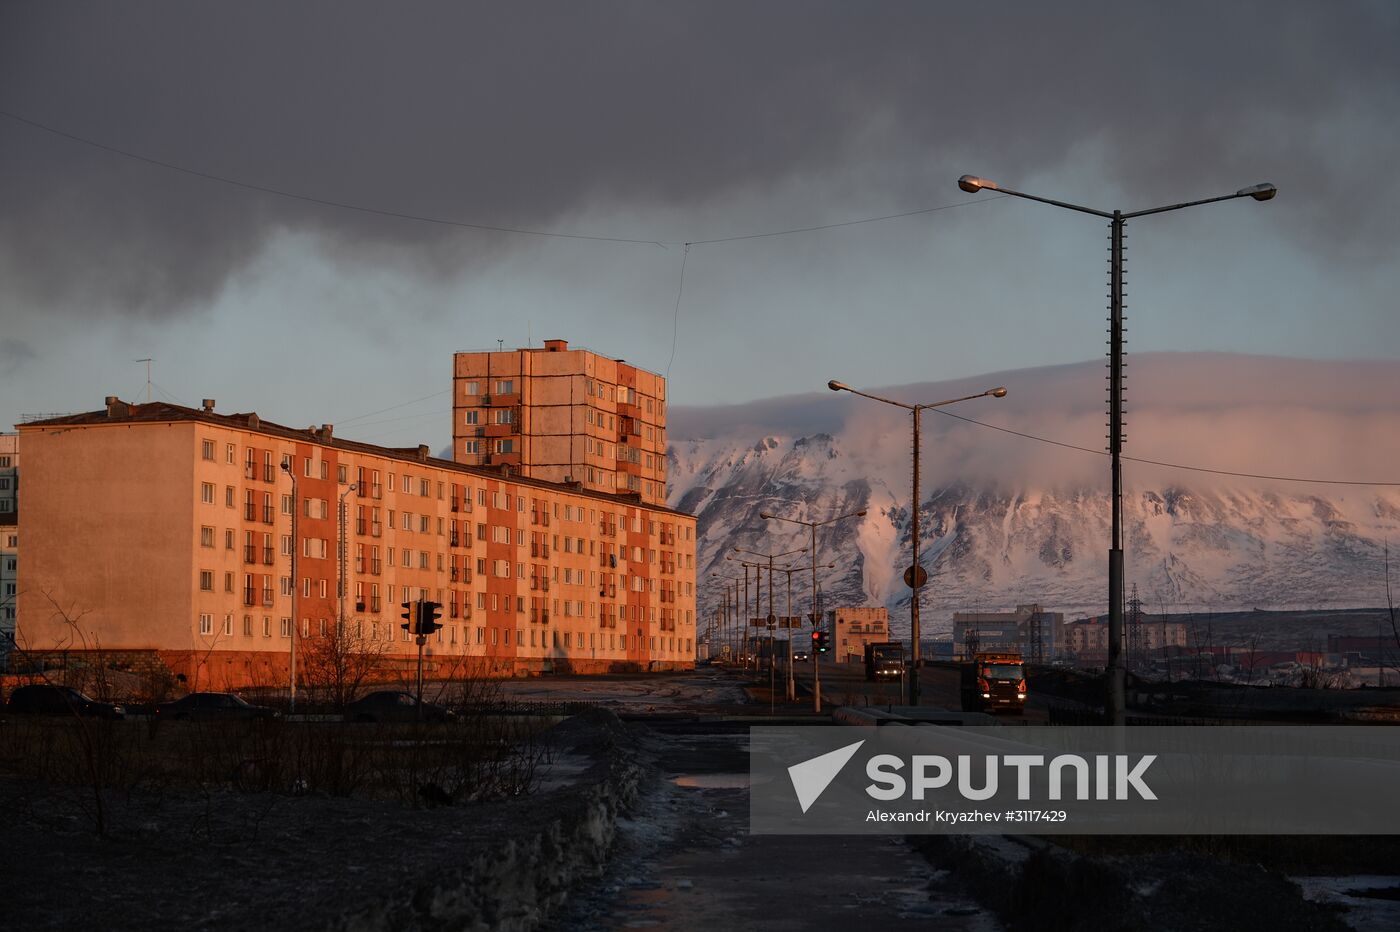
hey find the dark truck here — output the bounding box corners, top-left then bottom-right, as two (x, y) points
(960, 651), (1026, 714)
(864, 641), (906, 681)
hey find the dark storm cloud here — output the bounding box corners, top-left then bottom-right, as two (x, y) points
(1, 0), (1396, 319)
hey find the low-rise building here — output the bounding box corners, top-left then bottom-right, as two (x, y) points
(15, 396), (697, 689)
(829, 606), (889, 664)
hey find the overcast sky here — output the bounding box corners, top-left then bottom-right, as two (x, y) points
(2, 2), (1397, 452)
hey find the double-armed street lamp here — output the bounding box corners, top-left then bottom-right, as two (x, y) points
(827, 382), (1007, 706)
(957, 173), (1275, 723)
(760, 508), (866, 712)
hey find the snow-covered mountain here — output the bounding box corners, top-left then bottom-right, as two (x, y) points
(667, 354), (1400, 638)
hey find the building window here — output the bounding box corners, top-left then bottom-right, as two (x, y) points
(463, 440), (480, 454)
(465, 381), (479, 396)
(280, 617), (291, 637)
(200, 526), (215, 547)
(200, 482), (215, 504)
(495, 439), (514, 454)
(201, 439), (215, 461)
(223, 614), (233, 636)
(199, 570), (214, 591)
(199, 613), (213, 635)
(464, 410), (478, 425)
(494, 379), (514, 394)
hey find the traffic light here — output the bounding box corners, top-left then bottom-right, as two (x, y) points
(419, 601), (443, 636)
(400, 600), (416, 633)
(814, 631), (830, 654)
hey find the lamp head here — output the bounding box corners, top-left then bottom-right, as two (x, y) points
(856, 510), (868, 517)
(827, 380), (849, 392)
(1237, 182), (1277, 202)
(990, 386), (1008, 398)
(958, 174), (997, 193)
(759, 512), (773, 520)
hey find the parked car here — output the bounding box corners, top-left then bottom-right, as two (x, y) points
(344, 690), (455, 723)
(5, 684), (126, 719)
(155, 692), (280, 721)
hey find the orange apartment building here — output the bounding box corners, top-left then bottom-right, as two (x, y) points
(453, 340), (669, 507)
(15, 396), (697, 690)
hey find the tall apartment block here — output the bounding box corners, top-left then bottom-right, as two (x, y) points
(16, 396), (697, 689)
(453, 340), (669, 506)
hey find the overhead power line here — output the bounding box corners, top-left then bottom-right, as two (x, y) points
(928, 408), (1400, 487)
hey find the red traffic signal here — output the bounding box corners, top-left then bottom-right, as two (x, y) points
(419, 601), (444, 635)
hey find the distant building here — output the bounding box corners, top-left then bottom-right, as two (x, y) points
(953, 604), (1062, 660)
(829, 607), (889, 664)
(0, 433), (16, 515)
(453, 340), (669, 506)
(1060, 615), (1189, 667)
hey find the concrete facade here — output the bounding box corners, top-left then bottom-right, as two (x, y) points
(452, 340), (668, 506)
(0, 433), (16, 515)
(829, 606), (889, 664)
(1, 513), (15, 669)
(15, 396), (697, 689)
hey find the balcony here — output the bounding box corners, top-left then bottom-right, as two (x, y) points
(263, 464), (276, 482)
(370, 597), (382, 613)
(244, 462), (257, 481)
(262, 506), (274, 524)
(261, 589), (274, 607)
(263, 547), (275, 565)
(355, 557), (365, 573)
(244, 545), (257, 564)
(243, 588), (257, 607)
(244, 504), (257, 522)
(370, 522), (382, 538)
(450, 567), (459, 582)
(356, 518), (366, 535)
(484, 392), (521, 408)
(371, 559), (382, 575)
(450, 498), (460, 512)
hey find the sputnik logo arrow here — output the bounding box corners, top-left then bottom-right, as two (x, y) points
(787, 739), (866, 813)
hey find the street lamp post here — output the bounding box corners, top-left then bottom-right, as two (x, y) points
(957, 174), (1275, 723)
(734, 546), (806, 707)
(338, 483), (358, 637)
(711, 572), (743, 664)
(760, 508), (867, 712)
(827, 383), (1007, 706)
(280, 457), (298, 712)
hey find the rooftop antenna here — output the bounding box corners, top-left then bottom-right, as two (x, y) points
(135, 358), (153, 402)
(497, 339), (504, 352)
